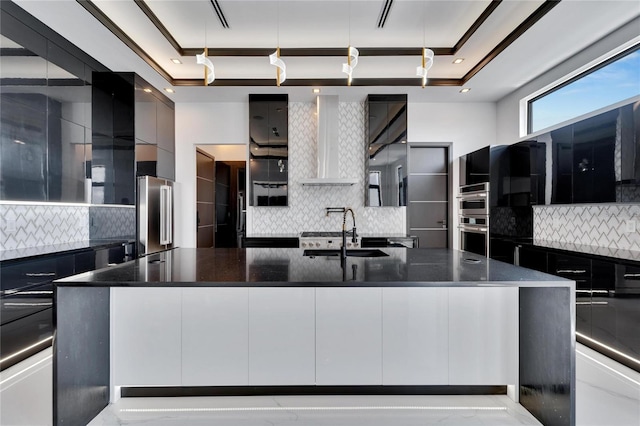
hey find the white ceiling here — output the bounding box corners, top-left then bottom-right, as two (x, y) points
(9, 0), (640, 103)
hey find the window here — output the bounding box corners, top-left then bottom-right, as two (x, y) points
(528, 45), (640, 134)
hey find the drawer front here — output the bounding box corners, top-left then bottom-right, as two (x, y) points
(1, 255), (74, 295)
(0, 282), (53, 325)
(616, 263), (640, 294)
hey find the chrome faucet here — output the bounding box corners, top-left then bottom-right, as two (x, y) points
(342, 208), (357, 259)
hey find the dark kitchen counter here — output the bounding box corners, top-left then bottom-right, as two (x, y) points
(0, 238), (135, 263)
(56, 247), (568, 287)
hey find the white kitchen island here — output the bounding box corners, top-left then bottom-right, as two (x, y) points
(54, 248), (575, 426)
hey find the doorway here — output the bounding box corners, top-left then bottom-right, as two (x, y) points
(195, 145), (247, 248)
(215, 161), (246, 247)
(407, 144), (452, 248)
(196, 149), (215, 248)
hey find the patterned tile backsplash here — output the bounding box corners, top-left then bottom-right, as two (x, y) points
(0, 203), (136, 251)
(249, 102), (405, 235)
(533, 204), (640, 251)
(0, 203), (89, 250)
(89, 205), (136, 239)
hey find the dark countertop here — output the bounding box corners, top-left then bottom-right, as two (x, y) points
(0, 238), (135, 263)
(56, 247), (570, 288)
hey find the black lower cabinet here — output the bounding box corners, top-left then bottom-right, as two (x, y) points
(517, 245), (640, 372)
(0, 243), (130, 370)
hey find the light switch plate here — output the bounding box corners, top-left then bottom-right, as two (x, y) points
(5, 219), (16, 233)
(625, 219), (636, 233)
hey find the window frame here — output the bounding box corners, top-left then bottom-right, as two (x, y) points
(521, 40), (640, 137)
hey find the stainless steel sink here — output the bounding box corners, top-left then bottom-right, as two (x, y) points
(303, 249), (389, 258)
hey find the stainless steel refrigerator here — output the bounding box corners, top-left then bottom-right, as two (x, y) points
(137, 176), (175, 257)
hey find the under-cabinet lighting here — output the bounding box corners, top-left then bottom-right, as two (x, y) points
(0, 354), (52, 386)
(121, 406), (508, 413)
(577, 332), (640, 367)
(453, 58), (465, 64)
(164, 88), (175, 93)
(171, 58), (182, 64)
(143, 88), (152, 93)
(0, 336), (53, 365)
(577, 348), (640, 386)
(459, 88), (471, 93)
(312, 88), (321, 93)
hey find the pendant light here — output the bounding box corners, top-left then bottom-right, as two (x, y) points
(342, 2), (358, 86)
(270, 1), (286, 86)
(416, 3), (433, 88)
(196, 22), (214, 85)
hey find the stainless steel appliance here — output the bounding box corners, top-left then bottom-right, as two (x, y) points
(236, 190), (246, 248)
(137, 176), (175, 257)
(300, 231), (361, 250)
(458, 182), (489, 257)
(458, 182), (489, 215)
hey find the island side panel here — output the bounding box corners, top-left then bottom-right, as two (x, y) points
(54, 286), (110, 426)
(519, 286), (576, 426)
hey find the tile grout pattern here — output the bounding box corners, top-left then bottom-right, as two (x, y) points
(533, 204), (640, 252)
(249, 102), (405, 235)
(0, 204), (89, 250)
(0, 203), (136, 251)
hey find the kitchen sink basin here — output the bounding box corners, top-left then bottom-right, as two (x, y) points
(303, 249), (389, 258)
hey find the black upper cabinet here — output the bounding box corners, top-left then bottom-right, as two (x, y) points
(508, 141), (546, 207)
(249, 94), (288, 207)
(92, 72), (175, 204)
(366, 94), (408, 207)
(572, 110), (616, 203)
(461, 146), (490, 185)
(551, 124), (573, 204)
(547, 102), (639, 204)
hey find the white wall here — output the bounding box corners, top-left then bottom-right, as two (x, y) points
(408, 101), (497, 248)
(496, 16), (640, 145)
(175, 97), (496, 248)
(175, 102), (248, 248)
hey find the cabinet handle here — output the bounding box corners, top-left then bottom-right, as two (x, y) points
(556, 269), (587, 274)
(623, 273), (640, 280)
(25, 272), (56, 277)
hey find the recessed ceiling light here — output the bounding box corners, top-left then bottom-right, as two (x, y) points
(143, 88), (152, 93)
(312, 88), (320, 94)
(453, 58), (464, 64)
(171, 58), (182, 64)
(164, 88), (175, 93)
(459, 88), (471, 93)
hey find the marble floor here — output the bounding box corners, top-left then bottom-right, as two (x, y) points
(1, 343), (639, 425)
(87, 394), (541, 426)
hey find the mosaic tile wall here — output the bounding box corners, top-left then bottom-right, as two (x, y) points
(533, 204), (640, 251)
(89, 205), (136, 239)
(0, 203), (89, 250)
(249, 102), (405, 235)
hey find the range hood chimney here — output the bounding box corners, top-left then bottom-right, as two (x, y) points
(300, 95), (357, 186)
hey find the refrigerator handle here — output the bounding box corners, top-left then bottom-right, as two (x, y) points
(237, 194), (244, 232)
(160, 185), (173, 245)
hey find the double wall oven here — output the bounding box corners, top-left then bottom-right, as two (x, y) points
(458, 182), (490, 256)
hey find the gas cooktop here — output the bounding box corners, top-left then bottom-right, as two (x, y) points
(299, 231), (360, 249)
(300, 231), (357, 238)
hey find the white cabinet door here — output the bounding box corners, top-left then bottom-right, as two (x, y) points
(248, 288), (315, 385)
(112, 288), (182, 386)
(316, 288), (382, 385)
(182, 288), (249, 386)
(382, 288), (449, 385)
(448, 287), (518, 385)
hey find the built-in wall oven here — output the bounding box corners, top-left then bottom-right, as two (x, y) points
(458, 183), (490, 256)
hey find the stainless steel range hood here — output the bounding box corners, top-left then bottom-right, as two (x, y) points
(300, 95), (358, 186)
